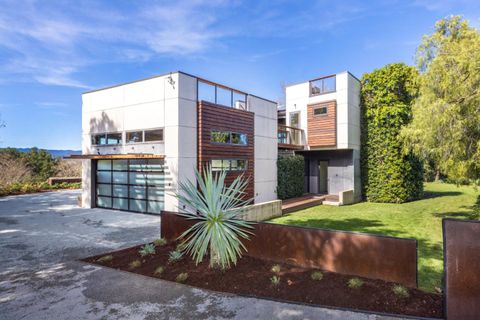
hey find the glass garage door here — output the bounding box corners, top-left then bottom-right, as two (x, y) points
(95, 159), (164, 214)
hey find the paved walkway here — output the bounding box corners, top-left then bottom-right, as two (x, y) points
(0, 190), (412, 319)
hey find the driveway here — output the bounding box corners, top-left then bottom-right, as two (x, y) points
(0, 190), (410, 320)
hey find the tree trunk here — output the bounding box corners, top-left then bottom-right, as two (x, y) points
(209, 245), (221, 269)
(435, 168), (441, 182)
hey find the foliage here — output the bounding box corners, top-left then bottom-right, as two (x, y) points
(153, 238), (167, 247)
(361, 63), (424, 203)
(402, 16), (480, 185)
(176, 272), (188, 283)
(55, 159), (82, 177)
(270, 264), (281, 273)
(311, 271), (323, 281)
(97, 255), (113, 263)
(19, 148), (58, 182)
(128, 260), (141, 269)
(347, 277), (364, 289)
(154, 266), (165, 275)
(168, 250), (183, 263)
(139, 244), (156, 257)
(270, 275), (281, 286)
(392, 284), (410, 298)
(0, 152), (32, 185)
(271, 182), (479, 292)
(277, 155), (305, 200)
(174, 166), (254, 270)
(0, 181), (81, 197)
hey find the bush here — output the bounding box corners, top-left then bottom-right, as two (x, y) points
(347, 277), (364, 289)
(270, 275), (281, 286)
(311, 271), (323, 281)
(176, 272), (188, 283)
(153, 238), (167, 247)
(154, 266), (165, 275)
(271, 264), (281, 273)
(128, 260), (141, 269)
(97, 255), (113, 263)
(139, 244), (156, 257)
(392, 284), (410, 298)
(168, 250), (183, 263)
(361, 63), (424, 203)
(277, 155), (305, 200)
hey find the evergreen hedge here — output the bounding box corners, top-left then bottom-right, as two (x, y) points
(361, 63), (423, 203)
(277, 155), (305, 200)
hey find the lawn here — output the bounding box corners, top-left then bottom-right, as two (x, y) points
(270, 182), (479, 292)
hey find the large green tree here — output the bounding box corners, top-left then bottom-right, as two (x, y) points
(402, 16), (480, 184)
(361, 63), (423, 203)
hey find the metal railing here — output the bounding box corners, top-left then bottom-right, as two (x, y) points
(278, 125), (305, 148)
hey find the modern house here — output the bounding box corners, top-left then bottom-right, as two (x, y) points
(77, 72), (278, 214)
(278, 72), (362, 203)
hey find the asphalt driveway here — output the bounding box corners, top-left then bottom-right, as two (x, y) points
(0, 190), (410, 319)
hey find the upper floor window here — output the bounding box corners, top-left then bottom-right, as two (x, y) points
(126, 131), (142, 144)
(144, 129), (163, 142)
(211, 130), (247, 145)
(313, 106), (328, 116)
(92, 133), (122, 145)
(211, 159), (247, 172)
(310, 75), (336, 96)
(198, 80), (247, 110)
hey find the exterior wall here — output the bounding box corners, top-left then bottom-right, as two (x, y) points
(236, 199), (282, 222)
(307, 100), (336, 147)
(197, 101), (255, 200)
(248, 95), (278, 203)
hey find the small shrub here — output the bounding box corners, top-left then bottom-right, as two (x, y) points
(97, 255), (113, 263)
(128, 260), (141, 269)
(311, 271), (323, 281)
(392, 284), (410, 298)
(176, 272), (188, 283)
(271, 264), (281, 274)
(348, 277), (364, 289)
(168, 250), (183, 263)
(153, 238), (167, 247)
(270, 275), (281, 286)
(139, 243), (156, 257)
(277, 155), (305, 200)
(154, 266), (165, 275)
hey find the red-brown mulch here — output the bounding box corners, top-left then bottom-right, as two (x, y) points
(82, 242), (443, 319)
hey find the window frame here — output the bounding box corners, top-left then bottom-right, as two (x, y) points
(313, 105), (328, 117)
(210, 130), (248, 146)
(144, 128), (164, 143)
(210, 159), (248, 172)
(91, 132), (123, 146)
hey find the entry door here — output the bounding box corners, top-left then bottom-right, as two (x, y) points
(318, 161), (328, 194)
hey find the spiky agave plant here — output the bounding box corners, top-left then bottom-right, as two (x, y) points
(174, 165), (254, 269)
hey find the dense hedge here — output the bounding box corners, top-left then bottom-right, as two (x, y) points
(361, 63), (423, 203)
(277, 155), (305, 200)
(0, 182), (81, 197)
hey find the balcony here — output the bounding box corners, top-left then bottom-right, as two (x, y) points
(310, 74), (336, 96)
(278, 125), (305, 150)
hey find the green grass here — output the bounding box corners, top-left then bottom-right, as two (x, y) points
(270, 182), (479, 292)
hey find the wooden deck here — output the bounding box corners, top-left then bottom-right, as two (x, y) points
(281, 194), (339, 214)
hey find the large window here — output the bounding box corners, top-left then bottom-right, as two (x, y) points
(126, 131), (142, 144)
(92, 133), (122, 145)
(310, 75), (336, 96)
(144, 129), (163, 142)
(123, 128), (165, 144)
(211, 130), (247, 145)
(211, 159), (247, 172)
(313, 106), (328, 116)
(198, 80), (247, 109)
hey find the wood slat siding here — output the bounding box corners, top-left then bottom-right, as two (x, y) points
(307, 101), (336, 147)
(197, 101), (255, 199)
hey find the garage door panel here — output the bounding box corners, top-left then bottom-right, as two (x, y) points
(97, 196), (112, 208)
(97, 171), (111, 183)
(113, 198), (128, 210)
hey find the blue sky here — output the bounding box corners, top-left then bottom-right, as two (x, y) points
(0, 0), (479, 150)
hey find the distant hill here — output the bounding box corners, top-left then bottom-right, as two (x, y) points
(6, 148), (81, 158)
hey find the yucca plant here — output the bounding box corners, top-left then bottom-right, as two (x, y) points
(174, 165), (254, 270)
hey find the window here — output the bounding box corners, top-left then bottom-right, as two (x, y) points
(92, 134), (106, 145)
(290, 112), (300, 128)
(310, 75), (336, 96)
(211, 130), (247, 145)
(91, 133), (121, 145)
(198, 80), (247, 110)
(126, 131), (143, 144)
(313, 106), (328, 116)
(211, 159), (248, 172)
(106, 133), (122, 145)
(144, 129), (163, 142)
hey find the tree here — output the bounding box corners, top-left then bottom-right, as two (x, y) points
(402, 16), (480, 184)
(361, 63), (424, 203)
(21, 148), (58, 182)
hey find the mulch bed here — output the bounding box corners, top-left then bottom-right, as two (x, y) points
(82, 241), (443, 319)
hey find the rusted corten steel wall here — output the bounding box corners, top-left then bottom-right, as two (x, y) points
(443, 218), (480, 320)
(161, 212), (418, 287)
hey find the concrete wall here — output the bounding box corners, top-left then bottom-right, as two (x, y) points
(248, 95), (278, 203)
(236, 200), (282, 222)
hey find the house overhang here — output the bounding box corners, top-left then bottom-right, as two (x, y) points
(63, 154), (165, 160)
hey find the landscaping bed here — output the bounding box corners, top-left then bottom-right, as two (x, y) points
(83, 241), (443, 319)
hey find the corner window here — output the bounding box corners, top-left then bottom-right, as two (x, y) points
(310, 75), (336, 96)
(92, 133), (122, 145)
(198, 80), (247, 109)
(144, 129), (163, 142)
(126, 131), (143, 144)
(313, 106), (328, 116)
(211, 159), (248, 172)
(211, 130), (247, 145)
(92, 134), (106, 145)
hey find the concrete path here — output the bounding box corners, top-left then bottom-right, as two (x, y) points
(0, 190), (412, 319)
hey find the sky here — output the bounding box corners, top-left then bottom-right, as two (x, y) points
(0, 0), (479, 150)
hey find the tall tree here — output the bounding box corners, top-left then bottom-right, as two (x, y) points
(402, 16), (480, 184)
(361, 63), (423, 203)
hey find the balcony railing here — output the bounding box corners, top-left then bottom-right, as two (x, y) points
(278, 125), (305, 149)
(310, 74), (336, 96)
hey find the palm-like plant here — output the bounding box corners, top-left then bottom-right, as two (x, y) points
(173, 165), (254, 269)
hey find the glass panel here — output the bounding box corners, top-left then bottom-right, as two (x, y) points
(146, 173), (163, 186)
(211, 130), (230, 144)
(112, 160), (128, 171)
(112, 184), (128, 197)
(113, 198), (128, 210)
(146, 159), (164, 172)
(233, 92), (247, 110)
(97, 160), (111, 170)
(92, 134), (106, 145)
(129, 159), (148, 171)
(97, 196), (112, 208)
(148, 201), (163, 214)
(112, 171), (127, 184)
(230, 159), (238, 170)
(237, 160), (247, 170)
(231, 132), (247, 145)
(198, 81), (216, 103)
(216, 87), (232, 107)
(106, 133), (122, 145)
(129, 186), (147, 199)
(96, 171), (111, 183)
(211, 159), (223, 171)
(129, 172), (147, 185)
(129, 199), (147, 212)
(290, 112), (300, 128)
(144, 129), (163, 142)
(126, 131), (143, 143)
(96, 184), (111, 196)
(148, 187), (164, 201)
(310, 75), (336, 95)
(313, 106), (327, 116)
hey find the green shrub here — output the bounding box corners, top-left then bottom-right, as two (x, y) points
(361, 63), (423, 203)
(154, 266), (165, 275)
(168, 250), (183, 263)
(97, 255), (113, 263)
(277, 155), (305, 200)
(153, 238), (167, 247)
(271, 264), (281, 274)
(347, 277), (364, 289)
(128, 260), (141, 269)
(176, 272), (188, 283)
(311, 271), (323, 281)
(392, 284), (410, 298)
(139, 244), (156, 257)
(270, 275), (281, 286)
